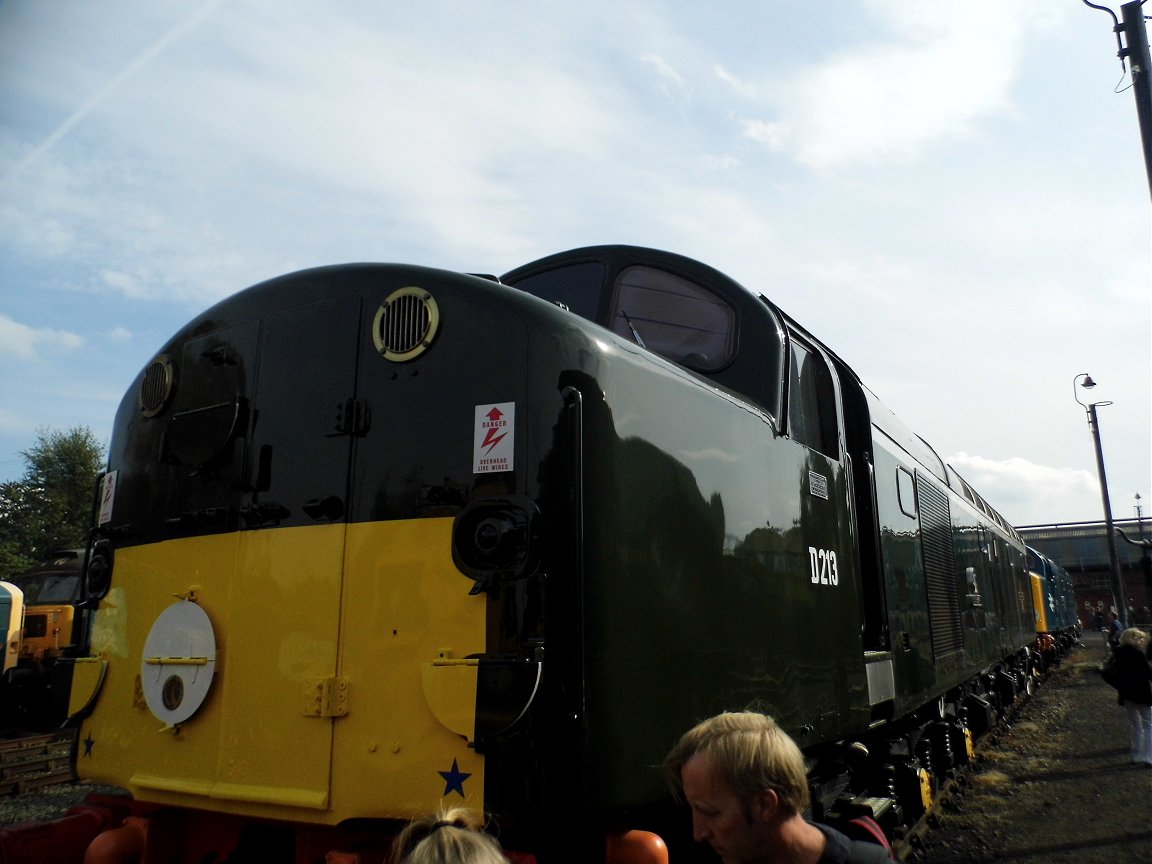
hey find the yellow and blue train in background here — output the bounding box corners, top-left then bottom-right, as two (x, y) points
(1026, 546), (1080, 667)
(0, 246), (1078, 863)
(0, 549), (89, 732)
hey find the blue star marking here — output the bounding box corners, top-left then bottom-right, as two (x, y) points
(438, 758), (471, 797)
(83, 731), (95, 757)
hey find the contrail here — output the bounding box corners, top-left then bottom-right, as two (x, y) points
(2, 0), (224, 186)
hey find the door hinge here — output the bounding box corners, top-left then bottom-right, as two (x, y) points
(303, 676), (350, 717)
(332, 398), (371, 437)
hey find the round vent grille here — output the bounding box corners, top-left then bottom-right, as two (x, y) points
(372, 287), (440, 362)
(139, 355), (175, 417)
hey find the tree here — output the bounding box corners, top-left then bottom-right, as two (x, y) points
(0, 427), (105, 578)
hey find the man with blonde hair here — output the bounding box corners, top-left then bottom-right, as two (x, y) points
(665, 712), (892, 864)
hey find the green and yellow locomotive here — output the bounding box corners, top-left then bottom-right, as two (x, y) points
(4, 246), (1046, 863)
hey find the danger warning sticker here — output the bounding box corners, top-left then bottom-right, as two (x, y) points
(98, 470), (117, 525)
(473, 402), (515, 473)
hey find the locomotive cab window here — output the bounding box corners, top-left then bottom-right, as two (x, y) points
(508, 261), (605, 321)
(34, 574), (81, 603)
(786, 337), (839, 458)
(608, 266), (735, 371)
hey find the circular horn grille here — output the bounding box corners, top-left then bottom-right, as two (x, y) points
(372, 287), (440, 362)
(139, 355), (174, 417)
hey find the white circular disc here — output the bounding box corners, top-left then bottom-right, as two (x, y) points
(140, 600), (217, 725)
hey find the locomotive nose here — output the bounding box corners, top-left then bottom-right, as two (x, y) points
(451, 496), (541, 590)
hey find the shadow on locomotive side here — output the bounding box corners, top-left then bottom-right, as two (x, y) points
(0, 245), (1080, 863)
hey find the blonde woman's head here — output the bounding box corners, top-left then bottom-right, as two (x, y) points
(1119, 627), (1149, 650)
(391, 808), (508, 864)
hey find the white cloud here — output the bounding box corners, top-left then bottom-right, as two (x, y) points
(946, 451), (1103, 526)
(64, 8), (641, 274)
(698, 153), (741, 173)
(714, 65), (758, 100)
(3, 0), (224, 185)
(0, 314), (84, 359)
(743, 0), (1048, 168)
(642, 53), (692, 103)
(100, 269), (150, 299)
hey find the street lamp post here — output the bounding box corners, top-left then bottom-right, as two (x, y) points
(1073, 373), (1127, 620)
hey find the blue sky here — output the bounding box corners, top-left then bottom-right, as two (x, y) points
(1, 0), (1148, 527)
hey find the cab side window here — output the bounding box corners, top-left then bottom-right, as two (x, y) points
(787, 337), (839, 458)
(510, 261), (605, 321)
(608, 266), (735, 371)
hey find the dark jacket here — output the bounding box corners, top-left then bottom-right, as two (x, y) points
(1111, 644), (1152, 705)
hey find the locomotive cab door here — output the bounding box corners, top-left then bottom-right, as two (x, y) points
(210, 295), (363, 811)
(89, 297), (362, 816)
(777, 328), (870, 738)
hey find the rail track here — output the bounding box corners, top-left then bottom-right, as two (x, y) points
(0, 731), (75, 797)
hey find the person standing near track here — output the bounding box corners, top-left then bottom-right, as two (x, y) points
(1106, 612), (1126, 651)
(1105, 628), (1152, 768)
